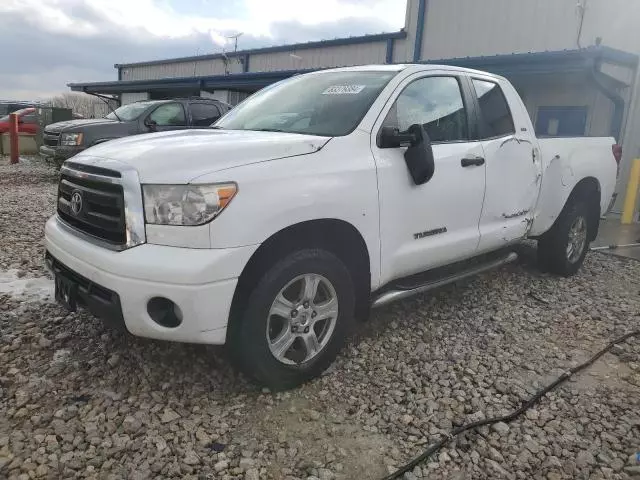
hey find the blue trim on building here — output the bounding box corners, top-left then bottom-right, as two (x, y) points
(386, 38), (394, 64)
(424, 46), (638, 71)
(413, 0), (427, 62)
(420, 46), (638, 78)
(69, 69), (317, 94)
(114, 31), (407, 70)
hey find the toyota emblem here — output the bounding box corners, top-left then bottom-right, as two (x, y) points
(70, 191), (83, 216)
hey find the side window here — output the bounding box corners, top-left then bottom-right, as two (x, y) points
(190, 103), (221, 127)
(382, 76), (468, 142)
(472, 79), (515, 138)
(148, 103), (186, 126)
(21, 113), (37, 123)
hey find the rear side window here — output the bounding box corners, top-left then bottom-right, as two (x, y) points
(190, 103), (221, 127)
(383, 76), (468, 142)
(148, 103), (186, 126)
(472, 79), (515, 138)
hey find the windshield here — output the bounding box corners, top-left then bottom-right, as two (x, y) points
(105, 102), (155, 121)
(215, 71), (397, 136)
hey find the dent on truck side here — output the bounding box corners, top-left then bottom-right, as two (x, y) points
(529, 138), (616, 236)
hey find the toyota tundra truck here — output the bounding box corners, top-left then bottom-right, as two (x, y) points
(45, 64), (619, 389)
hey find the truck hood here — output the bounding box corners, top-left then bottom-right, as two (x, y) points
(70, 129), (331, 183)
(45, 118), (119, 133)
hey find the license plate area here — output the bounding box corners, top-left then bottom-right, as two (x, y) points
(55, 273), (78, 312)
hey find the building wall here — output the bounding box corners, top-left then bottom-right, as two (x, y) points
(511, 74), (614, 137)
(120, 41), (389, 81)
(247, 42), (387, 72)
(121, 57), (243, 81)
(121, 92), (149, 105)
(413, 0), (640, 60)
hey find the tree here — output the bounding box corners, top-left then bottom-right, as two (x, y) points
(46, 92), (116, 119)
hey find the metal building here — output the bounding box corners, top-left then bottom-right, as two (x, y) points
(69, 0), (640, 214)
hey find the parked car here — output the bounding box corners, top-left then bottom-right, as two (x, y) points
(45, 65), (618, 389)
(0, 107), (39, 135)
(40, 98), (231, 166)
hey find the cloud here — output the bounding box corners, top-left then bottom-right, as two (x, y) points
(0, 0), (406, 100)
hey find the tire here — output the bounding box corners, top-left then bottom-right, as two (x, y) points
(228, 249), (355, 390)
(537, 199), (590, 276)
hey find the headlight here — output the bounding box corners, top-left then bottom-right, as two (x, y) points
(60, 133), (83, 146)
(143, 183), (237, 226)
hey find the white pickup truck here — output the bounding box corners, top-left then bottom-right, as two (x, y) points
(45, 64), (619, 389)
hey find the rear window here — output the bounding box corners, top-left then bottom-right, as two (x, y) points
(472, 79), (515, 138)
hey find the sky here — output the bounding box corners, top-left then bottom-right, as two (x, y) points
(0, 0), (407, 101)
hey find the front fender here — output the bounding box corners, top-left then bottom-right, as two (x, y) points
(197, 133), (383, 287)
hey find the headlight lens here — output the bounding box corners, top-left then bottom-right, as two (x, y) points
(143, 183), (237, 226)
(60, 133), (83, 146)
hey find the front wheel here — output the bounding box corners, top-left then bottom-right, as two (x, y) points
(537, 199), (590, 276)
(228, 249), (355, 390)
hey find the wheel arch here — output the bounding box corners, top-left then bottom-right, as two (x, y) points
(565, 176), (601, 241)
(228, 219), (372, 341)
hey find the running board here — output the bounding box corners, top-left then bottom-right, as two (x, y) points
(371, 251), (518, 309)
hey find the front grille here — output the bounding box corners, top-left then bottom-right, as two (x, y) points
(57, 172), (126, 245)
(44, 131), (60, 147)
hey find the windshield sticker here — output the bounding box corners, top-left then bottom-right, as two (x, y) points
(322, 85), (366, 95)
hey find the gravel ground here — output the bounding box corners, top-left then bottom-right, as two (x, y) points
(1, 157), (640, 480)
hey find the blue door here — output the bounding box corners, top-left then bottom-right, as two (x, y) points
(535, 106), (588, 137)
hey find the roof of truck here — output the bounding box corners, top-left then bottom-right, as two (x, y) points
(313, 63), (506, 80)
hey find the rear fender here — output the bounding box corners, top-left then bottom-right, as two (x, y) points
(530, 138), (615, 237)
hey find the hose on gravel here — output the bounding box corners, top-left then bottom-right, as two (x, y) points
(382, 329), (640, 480)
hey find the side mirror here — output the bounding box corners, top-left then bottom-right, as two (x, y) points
(145, 118), (157, 131)
(403, 124), (435, 185)
(378, 126), (417, 148)
(379, 124), (435, 185)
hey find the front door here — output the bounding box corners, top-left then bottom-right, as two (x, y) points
(146, 102), (188, 132)
(470, 78), (542, 252)
(371, 74), (487, 285)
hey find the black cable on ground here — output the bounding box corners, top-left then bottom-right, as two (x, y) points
(382, 329), (640, 480)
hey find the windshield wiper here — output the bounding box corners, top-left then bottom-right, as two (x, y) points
(252, 128), (287, 133)
(210, 125), (224, 129)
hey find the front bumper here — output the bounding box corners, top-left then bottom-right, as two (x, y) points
(45, 215), (258, 344)
(39, 145), (84, 162)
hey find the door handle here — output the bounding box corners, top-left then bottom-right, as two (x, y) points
(461, 156), (485, 167)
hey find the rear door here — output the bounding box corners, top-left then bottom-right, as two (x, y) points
(471, 77), (542, 252)
(188, 102), (222, 128)
(371, 73), (487, 283)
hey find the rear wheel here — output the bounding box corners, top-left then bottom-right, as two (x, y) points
(537, 199), (590, 276)
(228, 249), (355, 390)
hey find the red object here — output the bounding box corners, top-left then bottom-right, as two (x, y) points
(9, 113), (19, 164)
(0, 107), (38, 135)
(612, 144), (623, 164)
